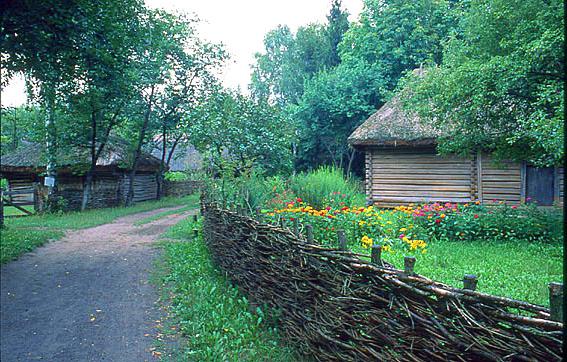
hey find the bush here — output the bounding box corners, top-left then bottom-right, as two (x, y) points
(288, 166), (364, 209)
(164, 171), (189, 182)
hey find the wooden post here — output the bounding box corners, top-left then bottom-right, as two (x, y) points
(192, 228), (199, 238)
(371, 245), (382, 265)
(255, 207), (262, 220)
(192, 214), (198, 223)
(404, 256), (416, 275)
(305, 224), (314, 243)
(549, 282), (563, 322)
(293, 218), (299, 235)
(337, 229), (347, 251)
(463, 274), (478, 291)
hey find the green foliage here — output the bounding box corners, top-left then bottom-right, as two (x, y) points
(159, 220), (298, 361)
(0, 228), (64, 265)
(164, 171), (189, 182)
(399, 0), (564, 166)
(288, 166), (364, 209)
(189, 89), (293, 176)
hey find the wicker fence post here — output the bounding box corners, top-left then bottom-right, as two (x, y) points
(463, 274), (478, 291)
(305, 224), (314, 243)
(337, 230), (347, 251)
(255, 207), (262, 220)
(371, 245), (382, 265)
(549, 282), (563, 322)
(404, 256), (416, 275)
(293, 218), (299, 235)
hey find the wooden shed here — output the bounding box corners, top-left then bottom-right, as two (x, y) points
(348, 97), (564, 207)
(0, 141), (163, 210)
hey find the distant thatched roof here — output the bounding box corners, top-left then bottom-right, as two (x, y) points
(348, 68), (443, 148)
(0, 140), (161, 173)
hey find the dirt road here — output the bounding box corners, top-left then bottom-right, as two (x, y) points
(0, 206), (194, 362)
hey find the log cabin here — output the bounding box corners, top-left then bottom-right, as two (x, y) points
(0, 141), (163, 210)
(348, 97), (564, 208)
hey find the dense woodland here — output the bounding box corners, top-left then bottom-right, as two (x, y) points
(1, 0), (564, 193)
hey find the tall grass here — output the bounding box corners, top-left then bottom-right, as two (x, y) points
(289, 166), (365, 208)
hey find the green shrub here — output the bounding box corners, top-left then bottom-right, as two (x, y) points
(288, 166), (364, 209)
(164, 171), (189, 181)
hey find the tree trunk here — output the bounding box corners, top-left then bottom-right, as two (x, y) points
(156, 124), (167, 200)
(44, 85), (58, 211)
(81, 110), (98, 210)
(346, 148), (356, 179)
(126, 85), (155, 206)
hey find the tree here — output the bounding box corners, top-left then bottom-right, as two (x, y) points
(399, 0), (564, 166)
(2, 0), (92, 208)
(189, 88), (293, 176)
(326, 0), (350, 67)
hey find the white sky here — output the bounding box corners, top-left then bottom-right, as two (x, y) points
(1, 0), (363, 107)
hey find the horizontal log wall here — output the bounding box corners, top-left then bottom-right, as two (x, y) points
(479, 156), (522, 204)
(369, 149), (473, 207)
(556, 167), (564, 206)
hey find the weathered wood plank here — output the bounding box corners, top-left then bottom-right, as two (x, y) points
(373, 179), (471, 186)
(373, 184), (471, 192)
(374, 190), (472, 198)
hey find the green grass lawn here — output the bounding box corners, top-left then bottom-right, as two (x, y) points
(351, 239), (563, 307)
(3, 205), (34, 216)
(0, 194), (200, 264)
(156, 217), (298, 361)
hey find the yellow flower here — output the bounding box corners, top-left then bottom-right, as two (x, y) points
(440, 213), (446, 219)
(359, 220), (366, 226)
(386, 221), (392, 225)
(399, 227), (407, 232)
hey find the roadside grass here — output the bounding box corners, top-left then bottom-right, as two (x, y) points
(156, 217), (299, 361)
(0, 194), (200, 264)
(134, 205), (196, 226)
(351, 239), (563, 307)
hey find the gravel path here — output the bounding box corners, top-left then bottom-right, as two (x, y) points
(0, 206), (195, 362)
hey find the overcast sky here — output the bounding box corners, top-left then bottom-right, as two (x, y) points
(1, 0), (363, 107)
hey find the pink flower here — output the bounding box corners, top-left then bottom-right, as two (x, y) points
(435, 219), (441, 224)
(326, 206), (331, 211)
(474, 214), (479, 219)
(511, 205), (517, 209)
(399, 234), (405, 239)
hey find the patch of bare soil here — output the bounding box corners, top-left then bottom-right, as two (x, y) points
(0, 206), (195, 362)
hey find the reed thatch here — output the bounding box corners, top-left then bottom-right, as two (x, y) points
(0, 140), (161, 173)
(348, 96), (443, 147)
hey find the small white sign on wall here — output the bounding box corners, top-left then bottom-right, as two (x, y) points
(44, 176), (56, 187)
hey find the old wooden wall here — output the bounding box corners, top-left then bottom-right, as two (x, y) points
(121, 173), (158, 203)
(365, 148), (563, 207)
(368, 148), (472, 207)
(478, 156), (522, 204)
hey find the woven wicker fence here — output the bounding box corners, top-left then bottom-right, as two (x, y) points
(201, 200), (563, 361)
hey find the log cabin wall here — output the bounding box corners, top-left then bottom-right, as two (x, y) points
(121, 173), (158, 203)
(364, 148), (564, 207)
(368, 148), (473, 207)
(477, 155), (522, 204)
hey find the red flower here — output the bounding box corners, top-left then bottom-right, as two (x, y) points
(290, 217), (295, 221)
(435, 219), (441, 224)
(473, 214), (479, 219)
(399, 234), (405, 239)
(511, 205), (517, 209)
(296, 198), (303, 203)
(326, 206), (331, 211)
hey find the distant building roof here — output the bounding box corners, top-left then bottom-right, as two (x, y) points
(0, 139), (161, 172)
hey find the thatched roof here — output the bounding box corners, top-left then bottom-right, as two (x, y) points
(348, 67), (444, 148)
(0, 140), (161, 173)
(348, 96), (443, 147)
